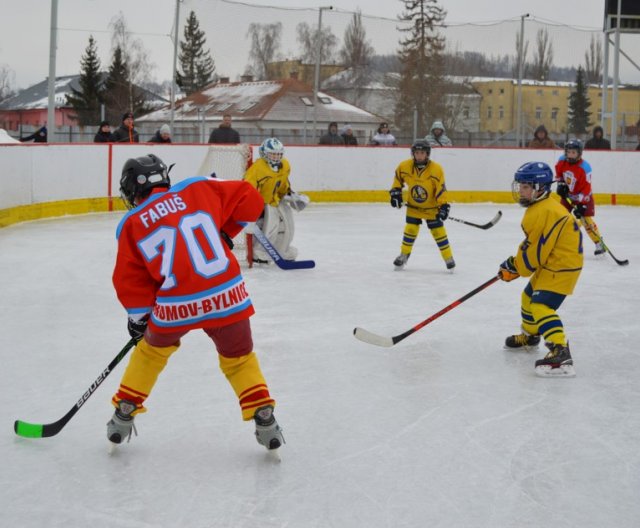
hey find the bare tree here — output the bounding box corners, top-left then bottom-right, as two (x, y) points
(296, 22), (338, 64)
(246, 22), (283, 80)
(584, 35), (602, 84)
(109, 12), (155, 93)
(531, 28), (554, 81)
(0, 65), (16, 102)
(512, 29), (530, 79)
(339, 10), (374, 105)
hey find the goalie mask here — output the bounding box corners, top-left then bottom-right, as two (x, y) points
(512, 161), (553, 207)
(259, 137), (284, 171)
(120, 154), (171, 209)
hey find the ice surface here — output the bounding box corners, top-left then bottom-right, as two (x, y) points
(2, 203), (639, 528)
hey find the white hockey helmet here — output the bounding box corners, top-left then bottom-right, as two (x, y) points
(259, 137), (284, 170)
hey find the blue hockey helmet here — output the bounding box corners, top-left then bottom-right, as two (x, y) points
(512, 161), (553, 206)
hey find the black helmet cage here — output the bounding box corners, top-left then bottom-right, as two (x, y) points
(120, 154), (170, 209)
(564, 139), (584, 164)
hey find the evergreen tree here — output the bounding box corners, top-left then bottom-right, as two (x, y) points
(395, 0), (447, 138)
(567, 66), (592, 135)
(177, 11), (216, 94)
(66, 36), (104, 126)
(103, 46), (148, 124)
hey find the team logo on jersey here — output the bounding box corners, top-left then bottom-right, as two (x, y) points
(411, 185), (428, 203)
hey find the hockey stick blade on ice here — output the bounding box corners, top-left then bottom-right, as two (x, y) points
(448, 211), (502, 230)
(354, 276), (499, 347)
(251, 225), (315, 270)
(14, 338), (137, 438)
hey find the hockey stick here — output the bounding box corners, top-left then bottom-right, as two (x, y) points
(354, 275), (500, 347)
(564, 196), (630, 266)
(251, 225), (315, 270)
(448, 211), (502, 230)
(14, 338), (137, 438)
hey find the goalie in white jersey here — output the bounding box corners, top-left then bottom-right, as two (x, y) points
(243, 138), (310, 263)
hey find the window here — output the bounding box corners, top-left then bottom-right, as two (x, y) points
(318, 96), (332, 104)
(499, 88), (504, 94)
(488, 89), (493, 94)
(300, 96), (313, 106)
(498, 106), (504, 120)
(552, 90), (559, 96)
(216, 103), (232, 112)
(597, 110), (602, 121)
(535, 107), (542, 120)
(463, 106), (469, 119)
(551, 107), (559, 120)
(487, 106), (493, 119)
(236, 101), (257, 112)
(536, 89), (543, 96)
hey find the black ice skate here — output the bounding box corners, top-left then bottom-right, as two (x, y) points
(445, 257), (456, 270)
(594, 242), (605, 256)
(504, 332), (540, 350)
(107, 400), (137, 449)
(393, 253), (410, 270)
(535, 343), (575, 377)
(254, 405), (285, 459)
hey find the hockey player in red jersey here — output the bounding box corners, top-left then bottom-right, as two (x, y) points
(555, 139), (605, 255)
(108, 154), (284, 455)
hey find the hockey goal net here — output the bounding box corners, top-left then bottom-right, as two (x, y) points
(197, 143), (254, 267)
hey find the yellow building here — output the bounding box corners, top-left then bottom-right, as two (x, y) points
(471, 79), (640, 138)
(266, 59), (345, 86)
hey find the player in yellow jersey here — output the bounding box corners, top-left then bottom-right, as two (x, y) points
(498, 162), (583, 377)
(389, 140), (455, 271)
(244, 138), (309, 263)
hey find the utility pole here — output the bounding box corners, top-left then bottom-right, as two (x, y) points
(515, 14), (529, 148)
(47, 0), (59, 143)
(312, 6), (333, 144)
(170, 0), (181, 134)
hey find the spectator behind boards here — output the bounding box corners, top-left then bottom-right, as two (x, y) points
(149, 124), (172, 143)
(425, 120), (453, 147)
(20, 125), (47, 143)
(341, 124), (358, 146)
(208, 114), (240, 144)
(319, 122), (344, 145)
(527, 125), (556, 149)
(112, 112), (140, 143)
(370, 122), (397, 146)
(584, 126), (611, 150)
(94, 121), (114, 143)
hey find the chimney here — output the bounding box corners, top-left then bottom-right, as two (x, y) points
(219, 76), (230, 84)
(240, 74), (254, 83)
(290, 70), (299, 80)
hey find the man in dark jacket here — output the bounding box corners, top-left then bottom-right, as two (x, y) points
(208, 114), (240, 144)
(20, 126), (47, 143)
(111, 112), (140, 143)
(584, 126), (611, 150)
(319, 122), (344, 145)
(94, 121), (114, 143)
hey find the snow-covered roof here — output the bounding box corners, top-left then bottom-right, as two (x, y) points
(137, 78), (383, 125)
(0, 128), (20, 143)
(0, 74), (168, 111)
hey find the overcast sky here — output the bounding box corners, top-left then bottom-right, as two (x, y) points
(1, 0), (637, 91)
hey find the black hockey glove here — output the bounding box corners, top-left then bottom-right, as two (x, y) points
(389, 188), (403, 209)
(221, 230), (234, 250)
(556, 182), (569, 199)
(572, 203), (587, 219)
(437, 203), (450, 221)
(127, 315), (149, 342)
